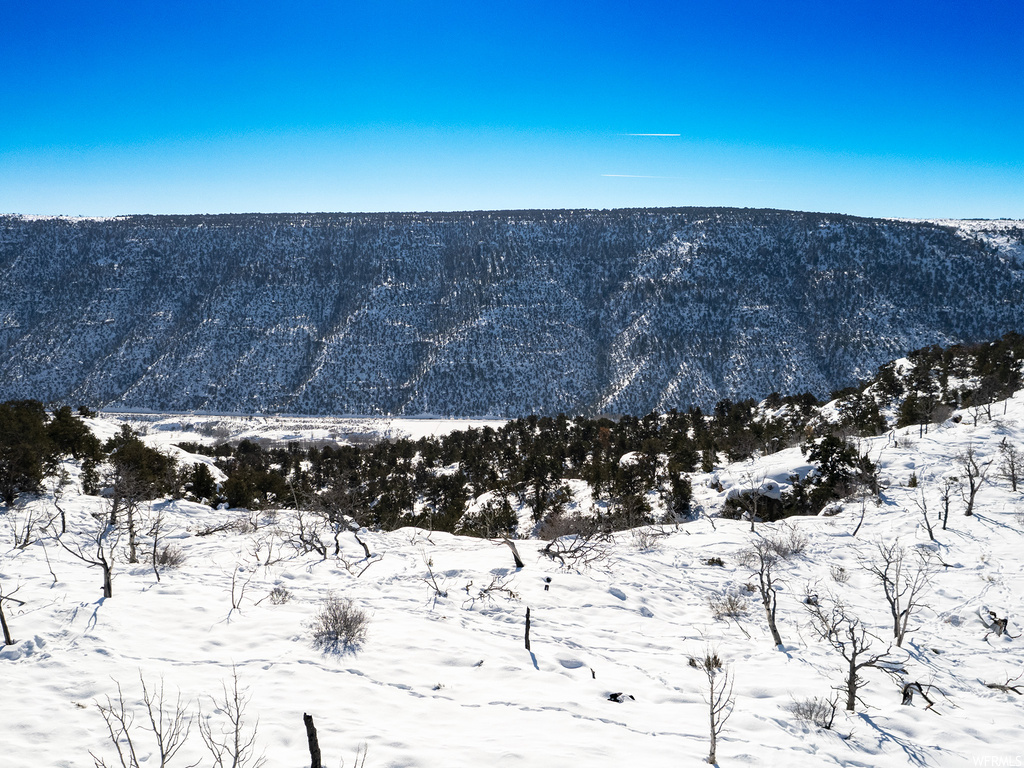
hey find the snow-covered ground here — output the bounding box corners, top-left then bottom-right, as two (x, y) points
(3, 398), (1024, 767)
(92, 411), (509, 448)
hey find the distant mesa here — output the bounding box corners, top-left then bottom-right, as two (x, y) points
(1, 208), (1021, 417)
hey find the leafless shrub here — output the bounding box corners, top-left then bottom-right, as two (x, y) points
(235, 515), (258, 535)
(419, 553), (450, 606)
(195, 519), (243, 537)
(913, 489), (936, 542)
(268, 586), (291, 605)
(342, 744), (369, 768)
(830, 564), (850, 583)
(463, 573), (519, 609)
(198, 422), (231, 440)
(541, 532), (609, 570)
(155, 545), (186, 569)
(310, 594), (369, 653)
(537, 510), (601, 540)
(704, 556), (725, 567)
(788, 695), (838, 730)
(7, 498), (50, 549)
(631, 525), (670, 551)
(767, 524), (808, 559)
(249, 533), (286, 568)
(227, 562), (257, 613)
(708, 591), (749, 620)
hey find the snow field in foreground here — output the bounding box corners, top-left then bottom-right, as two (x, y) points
(3, 398), (1024, 766)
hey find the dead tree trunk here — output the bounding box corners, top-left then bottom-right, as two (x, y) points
(100, 552), (114, 599)
(352, 530), (372, 559)
(502, 538), (525, 569)
(524, 607), (531, 651)
(303, 713), (322, 768)
(0, 600), (13, 645)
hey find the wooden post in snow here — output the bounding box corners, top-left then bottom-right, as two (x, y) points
(303, 713), (322, 768)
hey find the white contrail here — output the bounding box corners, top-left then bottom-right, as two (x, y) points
(602, 174), (675, 179)
(626, 133), (681, 136)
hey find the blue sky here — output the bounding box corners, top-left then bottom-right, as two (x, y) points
(2, 1), (1021, 218)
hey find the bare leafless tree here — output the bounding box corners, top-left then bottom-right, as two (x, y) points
(91, 674), (197, 768)
(739, 537), (785, 650)
(52, 465), (71, 535)
(307, 482), (367, 558)
(139, 675), (195, 767)
(860, 541), (934, 647)
(997, 439), (1021, 493)
(851, 488), (873, 537)
(107, 467), (153, 564)
(806, 596), (898, 711)
(59, 512), (121, 598)
(913, 489), (935, 541)
(147, 507), (167, 582)
(0, 581), (25, 645)
(939, 476), (957, 530)
(690, 648), (734, 764)
(282, 508), (329, 559)
(91, 680), (142, 768)
(227, 560), (257, 614)
(198, 668), (266, 768)
(735, 469), (768, 533)
(956, 445), (990, 517)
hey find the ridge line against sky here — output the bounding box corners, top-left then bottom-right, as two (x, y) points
(2, 0), (1022, 220)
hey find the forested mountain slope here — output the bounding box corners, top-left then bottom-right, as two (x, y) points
(2, 209), (1022, 416)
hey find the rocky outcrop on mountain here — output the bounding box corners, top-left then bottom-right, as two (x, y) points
(2, 209), (1022, 416)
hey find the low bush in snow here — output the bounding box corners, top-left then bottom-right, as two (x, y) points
(310, 594), (369, 652)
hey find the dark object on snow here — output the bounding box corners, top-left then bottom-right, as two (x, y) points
(502, 538), (525, 569)
(983, 610), (1019, 640)
(303, 713), (322, 768)
(901, 682), (936, 710)
(608, 692), (635, 703)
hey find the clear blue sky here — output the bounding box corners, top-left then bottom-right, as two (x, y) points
(3, 1), (1022, 218)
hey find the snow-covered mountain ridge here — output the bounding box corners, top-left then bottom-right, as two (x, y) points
(2, 208), (1023, 416)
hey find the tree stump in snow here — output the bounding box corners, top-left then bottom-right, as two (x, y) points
(303, 713), (322, 768)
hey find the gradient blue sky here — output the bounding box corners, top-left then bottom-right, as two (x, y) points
(3, 1), (1022, 218)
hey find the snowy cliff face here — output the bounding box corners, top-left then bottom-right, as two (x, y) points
(1, 209), (1023, 416)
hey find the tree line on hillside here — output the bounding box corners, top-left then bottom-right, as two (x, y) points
(1, 333), (1022, 539)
